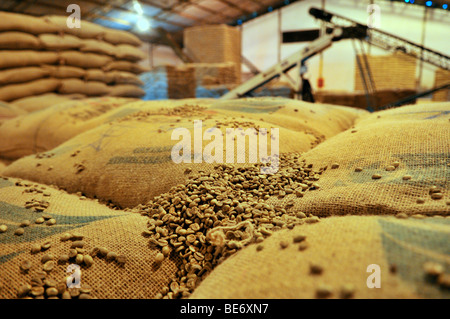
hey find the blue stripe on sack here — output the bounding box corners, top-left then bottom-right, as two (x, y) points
(378, 218), (450, 299)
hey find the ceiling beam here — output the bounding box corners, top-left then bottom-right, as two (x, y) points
(140, 0), (210, 24)
(214, 0), (252, 15)
(185, 0), (235, 20)
(74, 0), (190, 28)
(246, 0), (265, 9)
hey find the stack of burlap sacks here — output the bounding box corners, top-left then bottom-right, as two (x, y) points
(140, 24), (241, 100)
(0, 11), (147, 112)
(0, 96), (448, 299)
(433, 68), (450, 101)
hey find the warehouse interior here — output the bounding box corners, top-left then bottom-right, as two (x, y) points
(0, 0), (449, 302)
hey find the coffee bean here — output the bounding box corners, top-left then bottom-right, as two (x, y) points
(331, 163), (339, 169)
(79, 293), (92, 299)
(43, 260), (55, 272)
(17, 284), (32, 298)
(162, 246), (171, 256)
(41, 214), (52, 220)
(98, 247), (108, 257)
(340, 284), (355, 299)
(46, 287), (58, 297)
(279, 240), (289, 249)
(31, 286), (45, 297)
(71, 233), (84, 240)
(46, 218), (56, 226)
(68, 249), (77, 258)
(298, 242), (308, 251)
(20, 260), (32, 272)
(30, 244), (41, 254)
(389, 264), (397, 274)
(41, 241), (51, 250)
(70, 241), (85, 249)
(90, 247), (100, 257)
(33, 271), (47, 281)
(58, 254), (70, 264)
(69, 288), (80, 298)
(293, 234), (306, 243)
(0, 225), (7, 233)
(354, 167), (363, 172)
(43, 278), (57, 287)
(83, 255), (94, 267)
(438, 274), (450, 289)
(305, 216), (320, 224)
(80, 284), (91, 294)
(106, 252), (117, 261)
(310, 263), (323, 275)
(423, 261), (444, 277)
(316, 284), (332, 298)
(372, 174), (382, 180)
(14, 228), (25, 236)
(62, 291), (71, 299)
(20, 220), (31, 227)
(395, 213), (408, 219)
(155, 253), (164, 264)
(431, 193), (443, 200)
(60, 233), (72, 241)
(75, 254), (84, 264)
(416, 198), (425, 204)
(402, 175), (412, 181)
(296, 212), (306, 219)
(385, 165), (395, 171)
(41, 254), (54, 263)
(35, 217), (45, 224)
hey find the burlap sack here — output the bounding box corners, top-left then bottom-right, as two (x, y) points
(2, 99), (333, 208)
(43, 16), (105, 39)
(209, 97), (368, 140)
(0, 97), (137, 159)
(114, 44), (146, 62)
(266, 102), (450, 217)
(0, 51), (58, 69)
(0, 176), (179, 299)
(0, 67), (50, 86)
(108, 85), (145, 98)
(190, 215), (449, 299)
(0, 78), (60, 102)
(43, 65), (86, 79)
(103, 61), (150, 74)
(58, 79), (111, 96)
(11, 93), (86, 113)
(0, 159), (11, 174)
(0, 100), (27, 123)
(0, 32), (42, 49)
(79, 39), (116, 56)
(38, 33), (83, 50)
(0, 12), (60, 34)
(59, 51), (113, 69)
(111, 71), (144, 86)
(102, 29), (142, 47)
(84, 69), (115, 84)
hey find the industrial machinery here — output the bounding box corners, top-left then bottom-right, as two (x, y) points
(221, 7), (450, 109)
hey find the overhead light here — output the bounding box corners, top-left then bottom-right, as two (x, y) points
(133, 0), (144, 15)
(425, 1), (432, 6)
(136, 16), (150, 31)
